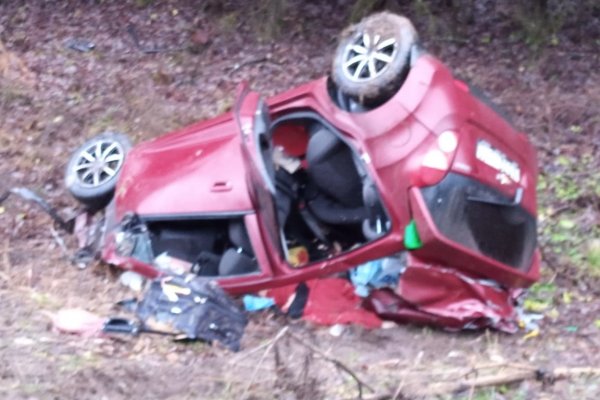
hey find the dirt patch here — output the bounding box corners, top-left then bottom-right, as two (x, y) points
(1, 1), (599, 399)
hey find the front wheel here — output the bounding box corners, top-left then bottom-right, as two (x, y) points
(65, 132), (132, 211)
(331, 12), (418, 105)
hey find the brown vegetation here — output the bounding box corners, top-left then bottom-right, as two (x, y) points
(0, 1), (598, 399)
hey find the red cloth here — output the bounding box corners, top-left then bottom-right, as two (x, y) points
(267, 278), (382, 329)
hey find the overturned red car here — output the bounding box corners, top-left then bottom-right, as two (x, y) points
(66, 13), (539, 332)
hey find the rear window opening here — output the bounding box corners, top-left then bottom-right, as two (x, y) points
(420, 173), (537, 271)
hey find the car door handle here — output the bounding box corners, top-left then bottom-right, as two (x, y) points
(211, 181), (232, 192)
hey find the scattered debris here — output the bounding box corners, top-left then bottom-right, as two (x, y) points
(364, 256), (523, 333)
(0, 187), (73, 232)
(350, 253), (406, 297)
(237, 326), (376, 399)
(13, 337), (36, 346)
(65, 38), (96, 53)
(328, 323), (345, 337)
(119, 270), (146, 292)
(44, 308), (105, 337)
(242, 294), (275, 312)
(115, 274), (248, 351)
(522, 329), (540, 340)
(375, 362), (600, 398)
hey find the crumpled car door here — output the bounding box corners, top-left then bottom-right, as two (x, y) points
(234, 84), (285, 266)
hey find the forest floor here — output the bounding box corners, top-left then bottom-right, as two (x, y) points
(0, 1), (599, 399)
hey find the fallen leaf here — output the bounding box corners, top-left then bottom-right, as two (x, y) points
(523, 329), (539, 340)
(546, 308), (560, 320)
(558, 219), (576, 230)
(569, 125), (582, 133)
(524, 298), (550, 312)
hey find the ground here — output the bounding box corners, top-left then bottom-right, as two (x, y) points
(1, 1), (599, 399)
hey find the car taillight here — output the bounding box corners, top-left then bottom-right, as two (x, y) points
(419, 130), (458, 186)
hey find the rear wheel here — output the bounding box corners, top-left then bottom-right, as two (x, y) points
(65, 132), (132, 211)
(331, 12), (418, 105)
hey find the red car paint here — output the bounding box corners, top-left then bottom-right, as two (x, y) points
(364, 254), (522, 332)
(101, 54), (539, 303)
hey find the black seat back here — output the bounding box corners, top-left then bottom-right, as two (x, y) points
(306, 126), (363, 208)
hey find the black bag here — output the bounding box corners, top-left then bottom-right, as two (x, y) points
(136, 274), (247, 352)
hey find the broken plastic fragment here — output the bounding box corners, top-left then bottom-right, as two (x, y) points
(154, 252), (191, 275)
(287, 246), (309, 267)
(565, 325), (578, 333)
(119, 271), (145, 292)
(44, 308), (105, 337)
(404, 220), (422, 250)
(516, 308), (544, 332)
(243, 295), (275, 311)
(328, 324), (345, 337)
(135, 274), (247, 351)
(523, 329), (540, 340)
(65, 38), (96, 52)
(350, 254), (406, 297)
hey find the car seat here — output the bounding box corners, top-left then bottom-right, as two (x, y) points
(305, 125), (368, 225)
(218, 220), (258, 276)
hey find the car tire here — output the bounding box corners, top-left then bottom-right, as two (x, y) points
(331, 12), (418, 105)
(65, 132), (132, 211)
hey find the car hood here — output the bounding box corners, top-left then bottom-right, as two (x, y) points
(114, 113), (253, 218)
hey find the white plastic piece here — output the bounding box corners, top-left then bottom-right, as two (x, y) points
(119, 270), (145, 292)
(328, 324), (346, 337)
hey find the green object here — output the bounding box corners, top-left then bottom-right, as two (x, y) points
(404, 220), (423, 250)
(565, 325), (578, 333)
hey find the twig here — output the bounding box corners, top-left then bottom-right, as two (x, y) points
(126, 23), (187, 54)
(1, 238), (10, 282)
(549, 367), (600, 381)
(555, 49), (600, 56)
(6, 187), (73, 232)
(50, 226), (70, 259)
(241, 326), (289, 399)
(428, 36), (469, 44)
(287, 331), (376, 398)
(448, 370), (534, 395)
(391, 376), (407, 400)
(384, 363), (600, 397)
(546, 204), (571, 218)
(230, 326), (289, 365)
(228, 56), (282, 75)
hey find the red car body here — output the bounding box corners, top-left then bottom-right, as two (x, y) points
(98, 53), (539, 305)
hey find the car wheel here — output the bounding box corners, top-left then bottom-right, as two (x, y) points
(331, 12), (418, 105)
(65, 132), (132, 211)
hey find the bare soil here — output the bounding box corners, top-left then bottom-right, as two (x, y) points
(1, 1), (599, 399)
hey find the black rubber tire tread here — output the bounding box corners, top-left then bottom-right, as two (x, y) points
(65, 132), (132, 211)
(331, 12), (418, 104)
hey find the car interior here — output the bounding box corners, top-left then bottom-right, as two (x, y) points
(141, 216), (260, 278)
(268, 112), (390, 264)
(129, 110), (390, 278)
